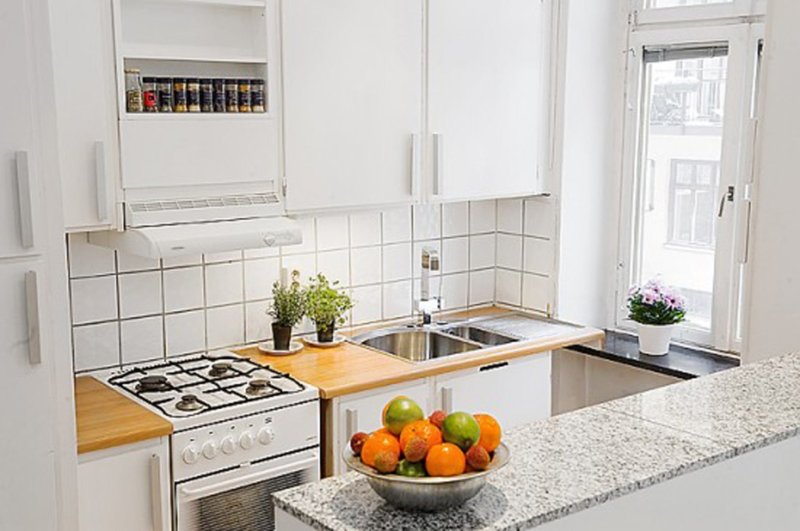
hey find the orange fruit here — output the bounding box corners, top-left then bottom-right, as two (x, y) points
(360, 430), (400, 468)
(425, 443), (466, 477)
(473, 414), (502, 452)
(399, 420), (443, 450)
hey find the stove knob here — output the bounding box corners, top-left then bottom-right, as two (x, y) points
(257, 427), (275, 445)
(182, 445), (200, 465)
(239, 432), (255, 450)
(202, 441), (219, 460)
(221, 436), (236, 455)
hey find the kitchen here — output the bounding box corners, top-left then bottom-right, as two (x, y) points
(3, 0), (800, 530)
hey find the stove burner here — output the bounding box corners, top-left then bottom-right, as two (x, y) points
(176, 394), (203, 412)
(246, 379), (273, 397)
(209, 361), (233, 377)
(137, 375), (169, 392)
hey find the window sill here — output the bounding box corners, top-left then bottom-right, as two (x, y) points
(566, 329), (739, 380)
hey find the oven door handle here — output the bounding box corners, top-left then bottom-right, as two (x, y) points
(178, 455), (318, 501)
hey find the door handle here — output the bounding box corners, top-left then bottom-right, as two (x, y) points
(95, 141), (109, 223)
(717, 185), (735, 217)
(411, 134), (421, 198)
(441, 387), (453, 413)
(150, 453), (164, 531)
(433, 133), (444, 196)
(25, 271), (42, 365)
(345, 408), (358, 439)
(15, 151), (36, 249)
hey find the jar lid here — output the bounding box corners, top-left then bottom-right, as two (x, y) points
(142, 77), (156, 83)
(124, 68), (141, 74)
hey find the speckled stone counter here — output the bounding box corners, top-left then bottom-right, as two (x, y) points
(273, 353), (800, 530)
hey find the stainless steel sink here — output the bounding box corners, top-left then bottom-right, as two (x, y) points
(355, 329), (481, 362)
(439, 325), (518, 346)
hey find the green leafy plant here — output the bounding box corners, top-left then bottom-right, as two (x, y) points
(305, 273), (353, 333)
(268, 270), (306, 327)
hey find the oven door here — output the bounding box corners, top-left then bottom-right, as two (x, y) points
(175, 449), (319, 531)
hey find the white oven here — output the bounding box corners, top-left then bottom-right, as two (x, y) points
(175, 448), (319, 531)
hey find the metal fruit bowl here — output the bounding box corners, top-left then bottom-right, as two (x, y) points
(343, 443), (510, 512)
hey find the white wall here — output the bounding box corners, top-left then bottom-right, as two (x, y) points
(743, 0), (800, 362)
(554, 0), (628, 328)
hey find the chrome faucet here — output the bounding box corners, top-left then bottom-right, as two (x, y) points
(417, 248), (442, 325)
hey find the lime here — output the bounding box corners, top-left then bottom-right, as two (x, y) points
(395, 459), (426, 477)
(382, 397), (424, 435)
(442, 412), (481, 451)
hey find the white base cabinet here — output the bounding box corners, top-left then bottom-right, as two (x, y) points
(78, 438), (171, 531)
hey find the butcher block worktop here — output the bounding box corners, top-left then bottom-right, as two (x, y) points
(74, 376), (173, 454)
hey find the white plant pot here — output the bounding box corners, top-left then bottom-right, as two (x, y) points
(636, 323), (675, 356)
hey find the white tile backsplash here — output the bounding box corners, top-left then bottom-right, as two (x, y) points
(70, 276), (118, 325)
(383, 243), (412, 282)
(68, 234), (115, 278)
(413, 204), (442, 241)
(496, 269), (522, 306)
(282, 253), (316, 282)
(469, 234), (496, 270)
(470, 200), (497, 234)
(441, 237), (469, 274)
(163, 267), (204, 313)
(244, 257), (280, 302)
(207, 304), (245, 349)
(316, 215), (350, 251)
(496, 234), (523, 270)
(245, 301), (272, 343)
(497, 198), (524, 235)
(383, 280), (412, 319)
(205, 262), (244, 307)
(382, 207), (412, 244)
(350, 246), (381, 286)
(350, 211), (382, 247)
(442, 202), (469, 238)
(118, 252), (160, 273)
(120, 316), (164, 363)
(469, 269), (495, 306)
(523, 273), (553, 313)
(118, 271), (162, 319)
(441, 273), (468, 310)
(351, 285), (382, 325)
(165, 311), (205, 357)
(317, 249), (350, 286)
(524, 237), (555, 276)
(163, 254), (203, 269)
(73, 322), (119, 371)
(524, 197), (556, 239)
(284, 217), (316, 255)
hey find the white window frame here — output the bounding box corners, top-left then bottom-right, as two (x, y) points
(616, 8), (764, 353)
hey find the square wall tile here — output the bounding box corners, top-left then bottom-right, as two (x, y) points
(413, 240), (440, 278)
(244, 257), (280, 301)
(207, 304), (244, 349)
(203, 251), (243, 264)
(496, 269), (522, 306)
(524, 237), (555, 276)
(382, 243), (412, 283)
(524, 197), (556, 239)
(164, 267), (204, 313)
(244, 247), (279, 260)
(284, 217), (316, 255)
(440, 273), (468, 310)
(120, 316), (164, 364)
(413, 204), (441, 241)
(119, 271), (162, 319)
(73, 322), (119, 371)
(351, 285), (382, 325)
(205, 262), (244, 307)
(162, 255), (203, 269)
(497, 199), (524, 235)
(442, 202), (469, 238)
(350, 246), (381, 287)
(382, 207), (412, 244)
(469, 234), (496, 271)
(117, 252), (160, 273)
(349, 211), (382, 247)
(316, 215), (350, 251)
(469, 200), (496, 234)
(70, 276), (117, 325)
(523, 273), (553, 313)
(469, 269), (495, 306)
(246, 301), (272, 343)
(441, 237), (468, 274)
(318, 249), (350, 286)
(413, 274), (440, 303)
(383, 280), (412, 320)
(282, 253), (316, 283)
(496, 234), (523, 270)
(165, 311), (205, 357)
(68, 234), (115, 278)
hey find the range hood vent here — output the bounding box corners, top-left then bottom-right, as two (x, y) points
(126, 192), (283, 228)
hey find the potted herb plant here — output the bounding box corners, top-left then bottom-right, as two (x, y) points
(305, 274), (353, 343)
(268, 270), (306, 351)
(627, 279), (686, 356)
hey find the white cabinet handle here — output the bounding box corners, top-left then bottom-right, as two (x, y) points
(24, 271), (42, 366)
(94, 141), (109, 223)
(433, 133), (444, 196)
(411, 133), (421, 198)
(150, 454), (163, 531)
(345, 408), (358, 438)
(15, 151), (35, 249)
(441, 387), (453, 413)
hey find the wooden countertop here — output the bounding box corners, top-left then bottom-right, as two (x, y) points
(237, 307), (604, 399)
(74, 376), (173, 455)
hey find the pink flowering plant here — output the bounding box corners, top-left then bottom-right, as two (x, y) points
(627, 279), (686, 326)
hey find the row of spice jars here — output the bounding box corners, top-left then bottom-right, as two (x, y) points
(125, 69), (267, 114)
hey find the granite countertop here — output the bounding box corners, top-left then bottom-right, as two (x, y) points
(273, 352), (800, 530)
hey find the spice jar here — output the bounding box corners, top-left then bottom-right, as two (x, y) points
(157, 77), (173, 112)
(224, 79), (239, 112)
(238, 79), (251, 113)
(142, 77), (158, 113)
(200, 79), (213, 113)
(125, 69), (143, 113)
(187, 78), (201, 112)
(173, 78), (188, 113)
(250, 79), (266, 113)
(213, 79), (226, 113)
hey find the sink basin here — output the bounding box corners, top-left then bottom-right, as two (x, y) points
(439, 325), (518, 346)
(356, 329), (481, 362)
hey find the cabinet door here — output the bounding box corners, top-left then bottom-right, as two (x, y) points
(78, 438), (171, 531)
(0, 261), (58, 530)
(428, 0), (546, 200)
(332, 379), (430, 475)
(49, 0), (119, 231)
(434, 354), (551, 431)
(282, 0), (424, 212)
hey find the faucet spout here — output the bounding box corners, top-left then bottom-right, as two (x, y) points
(418, 248), (442, 325)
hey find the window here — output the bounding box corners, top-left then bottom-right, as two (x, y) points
(647, 0), (731, 8)
(668, 160), (719, 248)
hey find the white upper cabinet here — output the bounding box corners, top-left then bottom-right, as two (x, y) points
(282, 0), (424, 212)
(49, 0), (119, 232)
(427, 0), (547, 201)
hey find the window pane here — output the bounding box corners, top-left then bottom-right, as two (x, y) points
(647, 0), (731, 8)
(637, 54), (728, 331)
